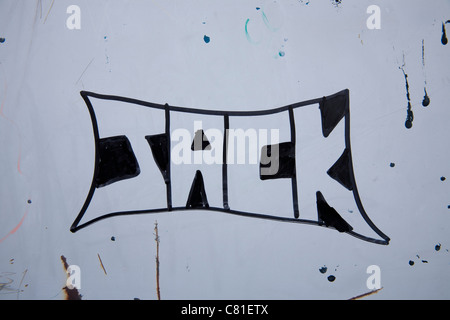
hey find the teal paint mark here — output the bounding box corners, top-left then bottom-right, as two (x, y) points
(279, 51), (285, 57)
(245, 18), (260, 44)
(203, 35), (210, 43)
(261, 10), (279, 32)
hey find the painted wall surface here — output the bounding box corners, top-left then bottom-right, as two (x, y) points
(0, 0), (449, 300)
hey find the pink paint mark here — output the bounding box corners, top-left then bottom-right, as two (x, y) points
(0, 208), (29, 244)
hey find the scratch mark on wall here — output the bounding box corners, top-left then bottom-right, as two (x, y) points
(75, 58), (95, 85)
(349, 287), (383, 300)
(43, 0), (55, 24)
(97, 253), (107, 275)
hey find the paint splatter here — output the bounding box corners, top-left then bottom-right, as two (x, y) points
(390, 162), (395, 168)
(111, 236), (115, 241)
(27, 199), (32, 204)
(244, 19), (260, 45)
(421, 40), (430, 107)
(319, 266), (327, 274)
(278, 50), (285, 57)
(442, 22), (448, 45)
(421, 260), (428, 263)
(203, 35), (210, 43)
(422, 88), (430, 107)
(331, 0), (342, 8)
(0, 38), (5, 43)
(409, 260), (414, 266)
(441, 176), (446, 181)
(399, 61), (413, 129)
(327, 275), (336, 282)
(0, 208), (29, 244)
(435, 243), (441, 251)
(261, 10), (279, 32)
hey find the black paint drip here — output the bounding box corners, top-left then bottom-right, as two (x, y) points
(442, 22), (448, 45)
(400, 66), (413, 129)
(422, 88), (430, 107)
(421, 40), (430, 107)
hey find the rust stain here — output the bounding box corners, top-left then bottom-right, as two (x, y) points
(60, 255), (82, 300)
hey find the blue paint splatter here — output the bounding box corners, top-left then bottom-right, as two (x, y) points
(256, 7), (260, 10)
(203, 35), (210, 43)
(279, 51), (285, 57)
(0, 38), (5, 43)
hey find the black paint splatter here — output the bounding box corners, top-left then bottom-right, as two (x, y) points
(421, 40), (430, 107)
(408, 260), (414, 266)
(421, 260), (428, 263)
(27, 199), (32, 204)
(435, 243), (441, 251)
(442, 22), (448, 45)
(319, 266), (328, 274)
(441, 176), (446, 181)
(331, 0), (342, 8)
(399, 64), (413, 129)
(327, 275), (336, 282)
(111, 236), (116, 241)
(422, 88), (430, 107)
(0, 38), (5, 43)
(390, 162), (395, 168)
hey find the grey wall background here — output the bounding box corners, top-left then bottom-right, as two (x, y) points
(0, 0), (449, 299)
